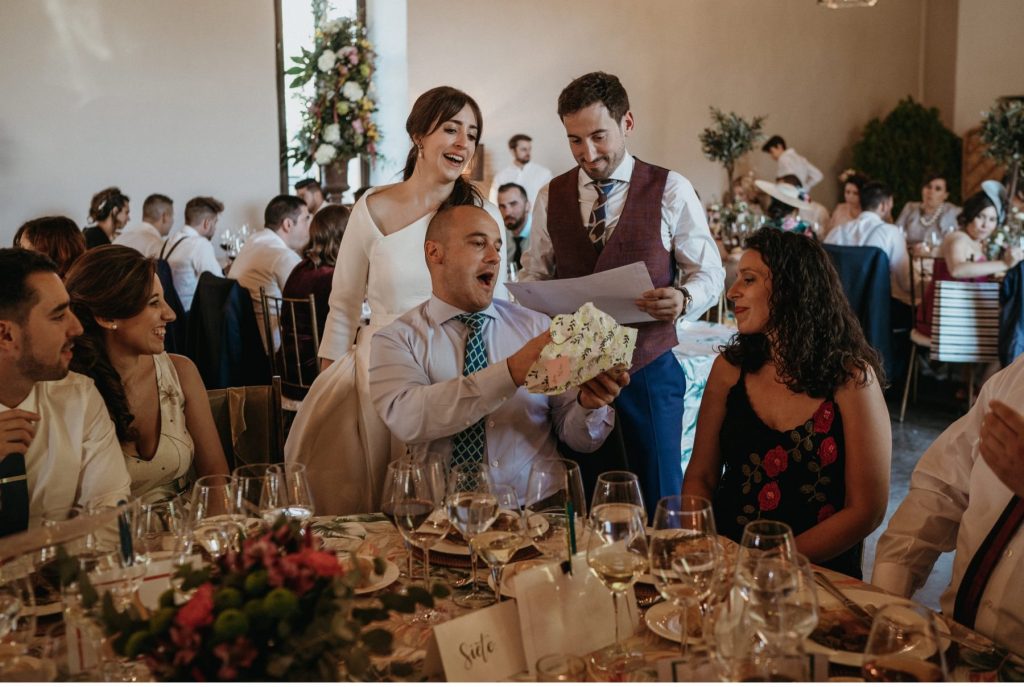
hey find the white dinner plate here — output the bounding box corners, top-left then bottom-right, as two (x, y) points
(312, 518), (368, 553)
(808, 587), (950, 666)
(643, 601), (702, 644)
(352, 556), (400, 595)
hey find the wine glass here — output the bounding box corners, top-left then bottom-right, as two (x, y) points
(591, 471), (645, 523)
(0, 559), (36, 648)
(648, 495), (719, 667)
(189, 475), (244, 555)
(382, 456), (449, 583)
(745, 553), (819, 654)
(586, 501), (648, 677)
(133, 496), (190, 566)
(473, 484), (527, 600)
(446, 464), (498, 609)
(861, 602), (949, 682)
(735, 520), (797, 593)
(523, 459), (586, 561)
(232, 463), (276, 520)
(262, 463), (315, 530)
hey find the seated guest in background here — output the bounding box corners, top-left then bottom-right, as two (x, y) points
(489, 133), (552, 205)
(65, 246), (228, 502)
(683, 228), (890, 578)
(497, 182), (531, 274)
(761, 135), (823, 192)
(295, 178), (331, 215)
(827, 171), (868, 233)
(777, 174), (830, 235)
(872, 355), (1024, 654)
(114, 193), (174, 257)
(83, 187), (130, 249)
(164, 196), (225, 311)
(14, 216), (86, 278)
(369, 205), (626, 500)
(282, 203), (351, 393)
(896, 172), (960, 247)
(0, 249), (130, 531)
(754, 179), (814, 235)
(230, 195), (311, 350)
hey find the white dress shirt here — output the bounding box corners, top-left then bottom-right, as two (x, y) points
(113, 222), (165, 257)
(489, 161), (553, 206)
(369, 296), (614, 499)
(0, 373), (131, 528)
(776, 148), (823, 191)
(872, 356), (1024, 654)
(519, 153), (725, 321)
(824, 211), (912, 305)
(163, 225), (224, 311)
(229, 227), (301, 351)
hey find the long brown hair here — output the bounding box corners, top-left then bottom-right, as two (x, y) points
(13, 216), (86, 278)
(402, 86), (484, 209)
(65, 245), (156, 442)
(304, 204), (350, 267)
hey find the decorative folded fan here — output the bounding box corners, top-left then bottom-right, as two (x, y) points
(525, 302), (637, 395)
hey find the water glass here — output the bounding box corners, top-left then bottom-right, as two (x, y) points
(446, 465), (498, 608)
(263, 463), (315, 527)
(861, 602), (948, 682)
(591, 470), (645, 522)
(535, 653), (587, 681)
(523, 459), (586, 561)
(190, 474), (244, 555)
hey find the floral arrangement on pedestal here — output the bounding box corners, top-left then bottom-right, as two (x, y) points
(707, 200), (757, 240)
(987, 205), (1024, 261)
(286, 15), (381, 176)
(74, 523), (443, 681)
(698, 107), (766, 196)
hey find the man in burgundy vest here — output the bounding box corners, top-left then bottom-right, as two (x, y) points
(520, 72), (724, 509)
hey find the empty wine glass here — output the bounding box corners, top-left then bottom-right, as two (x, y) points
(745, 553), (819, 654)
(133, 496), (190, 566)
(190, 475), (244, 555)
(473, 484), (527, 600)
(232, 463), (276, 520)
(446, 464), (498, 609)
(861, 602), (949, 682)
(736, 520), (797, 593)
(523, 459), (586, 561)
(382, 456), (449, 583)
(587, 501), (648, 677)
(591, 471), (645, 523)
(263, 463), (315, 529)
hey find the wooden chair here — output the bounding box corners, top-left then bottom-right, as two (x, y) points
(259, 288), (321, 411)
(899, 254), (934, 422)
(207, 376), (285, 472)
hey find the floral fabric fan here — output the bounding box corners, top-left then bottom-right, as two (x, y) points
(525, 303), (637, 395)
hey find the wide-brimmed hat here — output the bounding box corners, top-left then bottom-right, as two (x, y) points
(754, 180), (812, 211)
(981, 180), (1007, 224)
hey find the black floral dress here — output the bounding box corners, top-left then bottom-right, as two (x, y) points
(712, 371), (862, 578)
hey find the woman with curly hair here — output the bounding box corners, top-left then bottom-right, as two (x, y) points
(683, 228), (890, 578)
(65, 246), (228, 501)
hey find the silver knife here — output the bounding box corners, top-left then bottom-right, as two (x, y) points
(813, 571), (874, 626)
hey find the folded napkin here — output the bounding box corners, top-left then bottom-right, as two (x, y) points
(525, 302), (637, 395)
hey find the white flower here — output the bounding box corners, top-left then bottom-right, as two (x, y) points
(321, 19), (342, 35)
(317, 50), (337, 72)
(341, 81), (364, 101)
(322, 124), (341, 144)
(314, 144), (337, 165)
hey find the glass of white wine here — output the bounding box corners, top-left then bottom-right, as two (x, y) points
(586, 501), (648, 677)
(473, 484), (526, 600)
(446, 465), (498, 609)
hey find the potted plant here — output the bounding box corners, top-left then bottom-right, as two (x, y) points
(698, 107), (766, 196)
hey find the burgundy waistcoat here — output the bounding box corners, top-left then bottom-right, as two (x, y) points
(547, 158), (678, 371)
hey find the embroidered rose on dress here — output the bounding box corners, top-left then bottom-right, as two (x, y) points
(763, 445), (789, 478)
(818, 436), (838, 467)
(817, 504), (836, 522)
(757, 482), (781, 511)
(813, 401), (835, 433)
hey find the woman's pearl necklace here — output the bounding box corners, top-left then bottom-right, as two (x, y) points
(919, 203), (944, 227)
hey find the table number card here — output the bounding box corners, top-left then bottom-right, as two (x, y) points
(514, 554), (639, 675)
(429, 600), (527, 682)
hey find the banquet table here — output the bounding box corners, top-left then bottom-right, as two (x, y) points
(315, 514), (1015, 682)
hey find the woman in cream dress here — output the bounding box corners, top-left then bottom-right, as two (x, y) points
(286, 86), (506, 515)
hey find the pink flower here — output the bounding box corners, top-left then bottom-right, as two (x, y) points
(757, 482), (781, 512)
(817, 504), (836, 522)
(303, 550), (342, 577)
(175, 583), (214, 629)
(818, 437), (838, 467)
(352, 119), (364, 134)
(813, 401), (835, 434)
(763, 446), (788, 478)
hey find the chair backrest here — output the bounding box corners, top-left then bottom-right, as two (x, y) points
(154, 237), (189, 354)
(823, 244), (894, 379)
(206, 376), (285, 471)
(931, 281), (1000, 363)
(259, 287), (321, 399)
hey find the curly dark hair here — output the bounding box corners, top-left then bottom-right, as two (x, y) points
(304, 204), (350, 267)
(65, 245), (156, 442)
(557, 71), (630, 122)
(721, 227), (885, 397)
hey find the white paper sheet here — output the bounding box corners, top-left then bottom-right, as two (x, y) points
(506, 262), (657, 324)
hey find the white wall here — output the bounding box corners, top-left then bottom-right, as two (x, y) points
(953, 0), (1024, 134)
(407, 0), (927, 208)
(0, 0), (281, 246)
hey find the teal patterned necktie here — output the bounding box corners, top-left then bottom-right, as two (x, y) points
(450, 311), (492, 473)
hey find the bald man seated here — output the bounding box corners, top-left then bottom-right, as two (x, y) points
(369, 205), (628, 498)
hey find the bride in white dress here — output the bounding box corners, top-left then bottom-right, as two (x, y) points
(286, 86), (507, 514)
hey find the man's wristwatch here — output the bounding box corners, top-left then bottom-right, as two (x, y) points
(674, 286), (692, 319)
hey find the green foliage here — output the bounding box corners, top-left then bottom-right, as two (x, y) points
(698, 107), (767, 186)
(981, 98), (1024, 199)
(852, 97), (961, 217)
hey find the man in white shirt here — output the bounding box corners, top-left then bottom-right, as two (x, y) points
(488, 134), (552, 206)
(0, 249), (130, 533)
(762, 136), (823, 192)
(295, 178), (332, 215)
(497, 182), (531, 273)
(114, 193), (174, 257)
(229, 195), (311, 351)
(163, 196), (225, 311)
(519, 71), (725, 509)
(872, 355), (1024, 654)
(370, 205), (626, 499)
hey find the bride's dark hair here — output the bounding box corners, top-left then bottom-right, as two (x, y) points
(402, 86), (484, 209)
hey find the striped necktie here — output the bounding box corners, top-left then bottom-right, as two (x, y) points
(0, 453), (29, 537)
(449, 312), (493, 475)
(953, 494), (1024, 629)
(587, 180), (618, 252)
